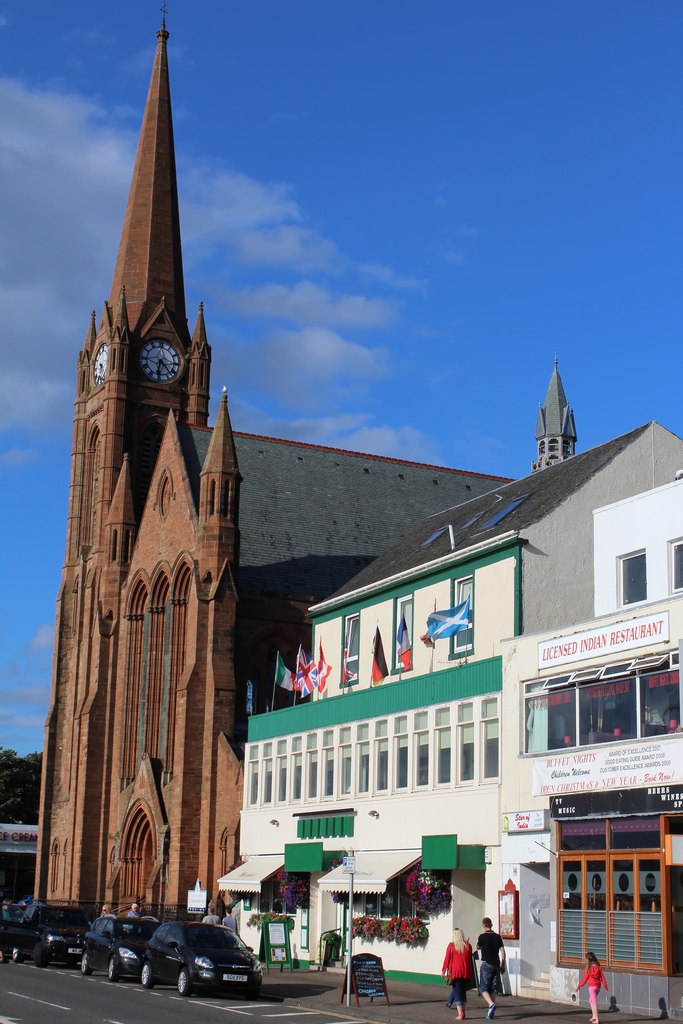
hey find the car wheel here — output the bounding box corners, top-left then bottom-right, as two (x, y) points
(81, 950), (93, 975)
(177, 966), (192, 997)
(107, 956), (119, 982)
(12, 947), (24, 964)
(141, 960), (154, 988)
(33, 942), (49, 968)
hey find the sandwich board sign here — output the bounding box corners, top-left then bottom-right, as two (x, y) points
(187, 878), (207, 914)
(263, 919), (293, 973)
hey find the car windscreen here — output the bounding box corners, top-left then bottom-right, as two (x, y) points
(184, 925), (246, 951)
(45, 908), (90, 927)
(2, 906), (25, 922)
(114, 919), (158, 940)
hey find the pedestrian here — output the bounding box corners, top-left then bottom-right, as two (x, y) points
(442, 927), (474, 1020)
(127, 902), (140, 918)
(222, 905), (238, 930)
(202, 900), (221, 925)
(574, 950), (608, 1023)
(477, 916), (506, 1020)
(100, 903), (111, 917)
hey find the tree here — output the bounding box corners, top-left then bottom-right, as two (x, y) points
(0, 748), (42, 824)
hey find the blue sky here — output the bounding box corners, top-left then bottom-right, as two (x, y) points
(0, 1), (682, 754)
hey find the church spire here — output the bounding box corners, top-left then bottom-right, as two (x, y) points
(108, 19), (186, 335)
(531, 358), (577, 472)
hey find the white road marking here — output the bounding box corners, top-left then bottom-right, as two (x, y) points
(8, 990), (71, 1010)
(261, 1014), (317, 1018)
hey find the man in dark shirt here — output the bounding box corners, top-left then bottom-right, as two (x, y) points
(477, 916), (505, 1019)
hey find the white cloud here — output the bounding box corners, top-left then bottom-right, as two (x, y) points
(0, 446), (39, 468)
(229, 326), (389, 405)
(360, 262), (427, 292)
(232, 225), (339, 271)
(220, 281), (397, 328)
(28, 624), (54, 653)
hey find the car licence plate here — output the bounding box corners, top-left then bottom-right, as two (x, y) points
(68, 947), (81, 955)
(223, 973), (247, 982)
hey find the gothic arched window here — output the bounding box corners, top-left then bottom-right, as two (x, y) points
(82, 425), (101, 546)
(138, 421), (163, 516)
(123, 580), (148, 780)
(165, 563), (192, 771)
(143, 573), (169, 759)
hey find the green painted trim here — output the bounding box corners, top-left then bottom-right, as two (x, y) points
(248, 656), (502, 741)
(458, 844), (486, 871)
(385, 969), (444, 987)
(422, 834), (458, 870)
(285, 841), (323, 872)
(514, 544), (525, 636)
(310, 539), (521, 626)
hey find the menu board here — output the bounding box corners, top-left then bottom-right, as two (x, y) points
(341, 953), (390, 1005)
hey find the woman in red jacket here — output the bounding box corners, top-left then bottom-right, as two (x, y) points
(442, 927), (474, 1020)
(574, 951), (608, 1024)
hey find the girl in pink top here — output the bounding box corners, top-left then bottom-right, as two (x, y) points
(575, 951), (608, 1023)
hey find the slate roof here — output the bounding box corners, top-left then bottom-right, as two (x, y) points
(177, 426), (508, 601)
(318, 423), (652, 607)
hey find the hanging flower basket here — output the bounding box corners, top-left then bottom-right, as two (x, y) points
(276, 869), (310, 910)
(247, 911), (295, 930)
(406, 860), (452, 915)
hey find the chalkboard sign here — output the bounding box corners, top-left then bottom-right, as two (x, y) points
(341, 953), (390, 1006)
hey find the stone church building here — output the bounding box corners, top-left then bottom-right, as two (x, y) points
(35, 21), (511, 910)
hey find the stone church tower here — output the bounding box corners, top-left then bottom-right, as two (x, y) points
(531, 357), (577, 472)
(35, 19), (243, 909)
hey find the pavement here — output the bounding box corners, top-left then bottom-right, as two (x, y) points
(261, 968), (660, 1024)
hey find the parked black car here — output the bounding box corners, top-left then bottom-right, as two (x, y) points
(0, 903), (35, 962)
(141, 922), (262, 997)
(24, 903), (90, 967)
(81, 916), (158, 981)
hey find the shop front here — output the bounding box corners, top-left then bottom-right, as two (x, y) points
(0, 823), (37, 902)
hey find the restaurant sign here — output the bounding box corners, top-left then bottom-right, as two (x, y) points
(0, 824), (38, 854)
(502, 810), (548, 833)
(532, 738), (683, 797)
(537, 611), (669, 670)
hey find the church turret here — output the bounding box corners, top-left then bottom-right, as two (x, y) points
(532, 356), (577, 471)
(199, 387), (241, 576)
(187, 302), (211, 426)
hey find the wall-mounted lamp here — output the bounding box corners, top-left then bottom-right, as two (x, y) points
(368, 810), (380, 819)
(269, 819), (279, 827)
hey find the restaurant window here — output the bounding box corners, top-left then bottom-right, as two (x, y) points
(248, 745), (259, 806)
(365, 878), (397, 919)
(394, 716), (408, 790)
(306, 733), (318, 800)
(260, 876), (284, 915)
(339, 727), (352, 796)
(452, 576), (473, 652)
(375, 720), (388, 792)
(276, 740), (287, 802)
(291, 737), (302, 802)
(435, 707), (451, 785)
(262, 743), (273, 803)
(481, 698), (499, 779)
(558, 817), (663, 971)
(458, 702), (474, 783)
(579, 676), (637, 744)
(620, 551), (647, 606)
(343, 613), (359, 685)
(357, 724), (370, 794)
(640, 670), (680, 736)
(322, 730), (335, 797)
(414, 710), (429, 787)
(525, 679), (576, 752)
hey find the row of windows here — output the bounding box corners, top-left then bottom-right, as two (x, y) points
(525, 662), (680, 754)
(619, 541), (683, 606)
(342, 575), (474, 685)
(250, 872), (421, 921)
(246, 698), (499, 807)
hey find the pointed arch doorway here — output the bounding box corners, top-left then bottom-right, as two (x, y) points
(120, 805), (156, 905)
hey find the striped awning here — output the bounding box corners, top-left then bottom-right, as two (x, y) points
(318, 850), (420, 894)
(217, 855), (283, 894)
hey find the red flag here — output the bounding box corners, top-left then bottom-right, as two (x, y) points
(371, 626), (389, 683)
(317, 641), (332, 694)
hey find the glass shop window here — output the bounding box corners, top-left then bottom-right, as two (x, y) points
(365, 878), (397, 919)
(526, 683), (576, 752)
(640, 670), (680, 737)
(579, 676), (637, 745)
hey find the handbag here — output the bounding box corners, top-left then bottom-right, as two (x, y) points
(444, 970), (452, 986)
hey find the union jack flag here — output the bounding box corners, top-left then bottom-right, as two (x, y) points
(295, 646), (319, 696)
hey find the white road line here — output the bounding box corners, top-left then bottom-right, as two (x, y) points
(8, 990), (71, 1011)
(261, 1014), (317, 1018)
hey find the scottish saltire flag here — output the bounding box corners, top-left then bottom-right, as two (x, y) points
(317, 642), (332, 694)
(425, 598), (470, 642)
(296, 646), (319, 696)
(274, 651), (294, 691)
(396, 614), (411, 671)
(420, 599), (437, 647)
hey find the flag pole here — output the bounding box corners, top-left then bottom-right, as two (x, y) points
(271, 656), (277, 712)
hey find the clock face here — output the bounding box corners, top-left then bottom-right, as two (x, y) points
(139, 339), (181, 382)
(93, 344), (109, 385)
